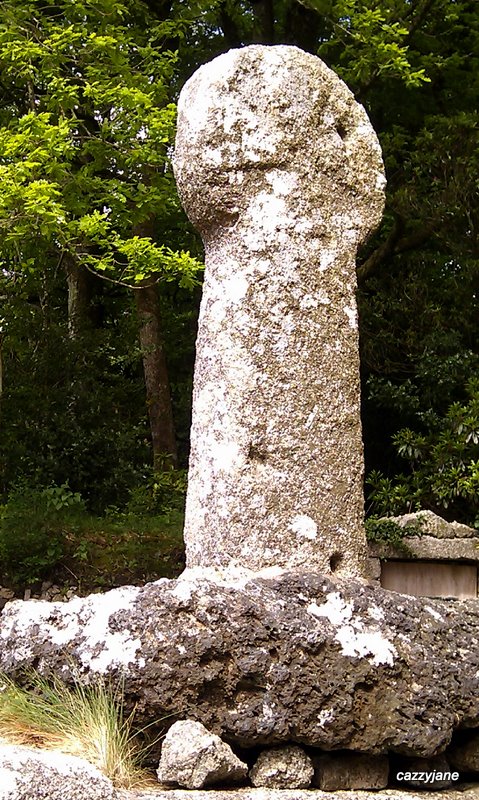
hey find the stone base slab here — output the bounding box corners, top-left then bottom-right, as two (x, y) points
(118, 787), (479, 800)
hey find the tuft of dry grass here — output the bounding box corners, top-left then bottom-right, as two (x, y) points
(0, 673), (156, 789)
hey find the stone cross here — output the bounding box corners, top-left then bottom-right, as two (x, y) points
(174, 45), (385, 578)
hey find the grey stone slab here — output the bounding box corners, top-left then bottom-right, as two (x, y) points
(116, 786), (479, 800)
(313, 753), (389, 790)
(369, 535), (479, 561)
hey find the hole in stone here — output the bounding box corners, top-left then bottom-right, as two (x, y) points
(336, 122), (348, 140)
(329, 552), (343, 572)
(247, 443), (267, 463)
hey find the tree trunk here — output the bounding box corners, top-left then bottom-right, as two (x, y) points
(64, 254), (95, 338)
(135, 284), (178, 471)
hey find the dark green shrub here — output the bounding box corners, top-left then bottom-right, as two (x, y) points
(365, 517), (419, 555)
(366, 378), (479, 527)
(0, 482), (86, 586)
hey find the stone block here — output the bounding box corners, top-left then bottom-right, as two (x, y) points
(313, 752), (389, 790)
(393, 755), (455, 789)
(3, 574), (479, 756)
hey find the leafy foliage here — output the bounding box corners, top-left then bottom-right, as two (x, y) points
(0, 480), (185, 589)
(365, 517), (416, 555)
(0, 482), (84, 585)
(0, 0), (202, 288)
(0, 0), (477, 583)
(367, 380), (479, 526)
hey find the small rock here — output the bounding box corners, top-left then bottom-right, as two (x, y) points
(0, 743), (116, 800)
(23, 588), (31, 601)
(313, 752), (389, 790)
(249, 745), (314, 788)
(0, 588), (15, 600)
(157, 719), (248, 789)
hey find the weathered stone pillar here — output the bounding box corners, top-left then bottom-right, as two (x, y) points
(174, 45), (385, 578)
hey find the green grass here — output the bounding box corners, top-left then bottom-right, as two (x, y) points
(0, 673), (157, 789)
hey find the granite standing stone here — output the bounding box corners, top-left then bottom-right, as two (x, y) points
(173, 45), (385, 578)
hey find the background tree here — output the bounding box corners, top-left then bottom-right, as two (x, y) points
(180, 0), (479, 525)
(0, 0), (477, 542)
(0, 0), (202, 503)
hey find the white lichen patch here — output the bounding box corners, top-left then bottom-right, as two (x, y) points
(308, 592), (353, 625)
(343, 305), (358, 329)
(265, 169), (298, 197)
(204, 147), (222, 165)
(335, 627), (396, 667)
(307, 592), (396, 666)
(213, 440), (244, 472)
(317, 708), (335, 726)
(289, 515), (318, 540)
(367, 605), (385, 621)
(376, 172), (387, 191)
(170, 581), (193, 602)
(246, 191), (289, 238)
(0, 587), (146, 673)
(0, 768), (18, 794)
(300, 290), (331, 310)
(304, 405), (319, 429)
(425, 606), (444, 621)
(222, 274), (249, 303)
(319, 250), (336, 272)
(299, 294), (318, 310)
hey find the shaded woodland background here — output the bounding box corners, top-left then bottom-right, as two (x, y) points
(0, 0), (477, 588)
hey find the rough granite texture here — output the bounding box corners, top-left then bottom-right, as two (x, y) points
(0, 744), (117, 800)
(385, 511), (478, 539)
(2, 573), (479, 756)
(173, 45), (386, 578)
(249, 746), (313, 788)
(157, 720), (248, 788)
(370, 534), (479, 562)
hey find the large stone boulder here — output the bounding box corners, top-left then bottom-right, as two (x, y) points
(0, 744), (117, 800)
(1, 572), (479, 757)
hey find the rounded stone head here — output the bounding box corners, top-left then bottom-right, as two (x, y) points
(173, 44), (385, 250)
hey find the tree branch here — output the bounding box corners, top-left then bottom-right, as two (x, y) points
(357, 217), (437, 285)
